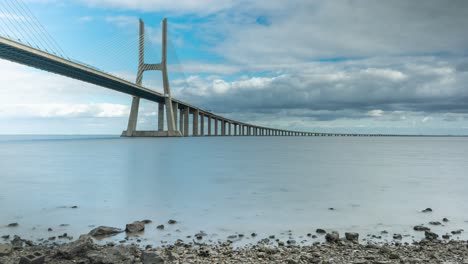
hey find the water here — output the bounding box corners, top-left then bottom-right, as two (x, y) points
(0, 135), (467, 246)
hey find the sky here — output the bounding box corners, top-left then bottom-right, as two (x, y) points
(0, 0), (468, 135)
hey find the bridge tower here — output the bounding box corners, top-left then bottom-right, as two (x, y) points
(122, 18), (182, 137)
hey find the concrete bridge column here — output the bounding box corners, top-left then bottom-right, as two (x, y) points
(158, 103), (164, 131)
(172, 102), (178, 130)
(254, 127), (257, 136)
(228, 123), (232, 136)
(208, 116), (212, 136)
(221, 121), (226, 136)
(234, 124), (237, 136)
(247, 126), (251, 136)
(214, 119), (218, 135)
(241, 125), (244, 136)
(200, 113), (204, 136)
(179, 108), (184, 133)
(183, 107), (189, 136)
(193, 109), (199, 136)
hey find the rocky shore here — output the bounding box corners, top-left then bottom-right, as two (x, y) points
(1, 209), (467, 263)
(1, 231), (468, 264)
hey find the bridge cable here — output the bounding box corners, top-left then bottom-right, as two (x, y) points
(9, 0), (59, 55)
(3, 0), (53, 53)
(14, 0), (67, 57)
(0, 1), (28, 44)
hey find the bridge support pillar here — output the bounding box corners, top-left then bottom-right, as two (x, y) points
(214, 119), (218, 135)
(184, 107), (189, 136)
(234, 124), (237, 136)
(200, 113), (204, 136)
(193, 109), (199, 136)
(121, 18), (181, 137)
(172, 102), (178, 130)
(158, 103), (164, 131)
(221, 121), (226, 136)
(208, 116), (212, 136)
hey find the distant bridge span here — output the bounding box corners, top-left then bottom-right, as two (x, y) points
(0, 19), (393, 137)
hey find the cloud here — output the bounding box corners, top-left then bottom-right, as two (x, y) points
(0, 103), (129, 118)
(79, 0), (234, 15)
(173, 56), (468, 116)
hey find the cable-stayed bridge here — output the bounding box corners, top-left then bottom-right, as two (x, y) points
(0, 0), (392, 137)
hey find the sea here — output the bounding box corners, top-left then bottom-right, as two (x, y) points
(0, 135), (467, 246)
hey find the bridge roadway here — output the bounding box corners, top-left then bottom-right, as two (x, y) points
(0, 36), (397, 137)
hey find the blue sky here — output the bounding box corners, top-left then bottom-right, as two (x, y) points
(1, 0), (468, 135)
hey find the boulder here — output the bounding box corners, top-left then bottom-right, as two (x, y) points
(168, 219), (177, 225)
(325, 231), (339, 243)
(424, 230), (438, 240)
(86, 245), (138, 264)
(421, 208), (432, 213)
(316, 229), (326, 234)
(125, 221), (145, 233)
(142, 251), (165, 264)
(429, 221), (441, 226)
(156, 225), (165, 230)
(345, 232), (359, 242)
(88, 226), (124, 237)
(414, 226), (430, 231)
(56, 235), (94, 259)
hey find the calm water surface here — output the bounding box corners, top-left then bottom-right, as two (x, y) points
(0, 135), (467, 245)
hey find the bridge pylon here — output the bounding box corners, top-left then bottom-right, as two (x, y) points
(122, 18), (182, 137)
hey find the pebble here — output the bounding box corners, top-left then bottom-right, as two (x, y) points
(7, 223), (18, 227)
(168, 219), (177, 224)
(156, 224), (164, 230)
(422, 208), (433, 213)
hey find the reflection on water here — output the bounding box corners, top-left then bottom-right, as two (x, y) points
(0, 135), (467, 245)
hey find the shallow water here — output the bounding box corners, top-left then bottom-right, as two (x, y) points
(0, 135), (467, 246)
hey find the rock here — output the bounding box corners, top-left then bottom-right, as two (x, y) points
(414, 225), (430, 231)
(429, 221), (441, 226)
(125, 221), (145, 233)
(141, 219), (152, 224)
(11, 235), (24, 249)
(0, 243), (13, 256)
(251, 233), (257, 237)
(7, 223), (18, 227)
(451, 229), (463, 235)
(48, 228), (53, 232)
(328, 207), (334, 210)
(421, 208), (432, 213)
(286, 239), (296, 245)
(442, 234), (451, 239)
(345, 232), (359, 242)
(142, 251), (165, 264)
(56, 235), (94, 259)
(325, 231), (339, 243)
(88, 226), (124, 237)
(168, 219), (177, 224)
(316, 229), (326, 234)
(442, 218), (449, 222)
(1, 235), (9, 240)
(156, 224), (165, 230)
(425, 230), (438, 240)
(86, 245), (138, 263)
(71, 205), (78, 209)
(393, 234), (402, 240)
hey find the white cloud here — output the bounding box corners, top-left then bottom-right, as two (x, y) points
(79, 0), (234, 15)
(368, 109), (384, 117)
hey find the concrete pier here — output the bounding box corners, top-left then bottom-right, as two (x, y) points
(208, 116), (212, 136)
(193, 109), (199, 136)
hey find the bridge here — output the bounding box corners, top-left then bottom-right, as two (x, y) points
(0, 13), (392, 137)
